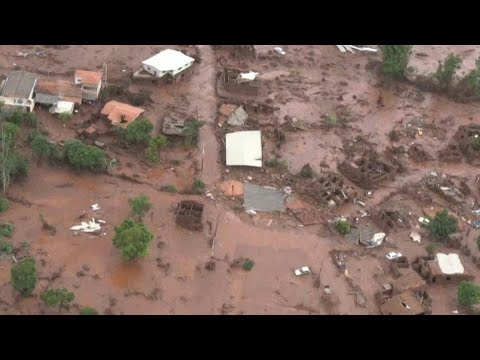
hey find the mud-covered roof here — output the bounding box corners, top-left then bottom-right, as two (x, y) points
(380, 292), (424, 315)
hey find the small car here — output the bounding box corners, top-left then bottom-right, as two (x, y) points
(386, 252), (403, 260)
(294, 266), (311, 276)
(275, 47), (286, 55)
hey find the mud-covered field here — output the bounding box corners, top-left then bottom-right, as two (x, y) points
(0, 45), (479, 315)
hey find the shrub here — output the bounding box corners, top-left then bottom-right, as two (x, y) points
(21, 241), (30, 250)
(426, 209), (458, 241)
(300, 164), (316, 178)
(3, 111), (37, 128)
(324, 114), (338, 125)
(183, 119), (204, 147)
(2, 122), (20, 141)
(459, 57), (480, 97)
(0, 223), (15, 237)
(242, 258), (255, 271)
(9, 154), (29, 181)
(128, 195), (152, 220)
(58, 112), (72, 124)
(64, 139), (106, 172)
(435, 53), (462, 90)
(112, 219), (154, 260)
(426, 243), (439, 256)
(265, 158), (289, 170)
(472, 137), (480, 151)
(193, 179), (205, 194)
(334, 219), (351, 235)
(458, 281), (480, 308)
(22, 112), (38, 128)
(30, 134), (51, 159)
(0, 197), (9, 212)
(80, 307), (98, 315)
(120, 118), (153, 145)
(11, 257), (37, 297)
(477, 235), (480, 251)
(378, 45), (413, 79)
(161, 184), (178, 193)
(41, 288), (75, 310)
(145, 135), (168, 163)
(0, 241), (13, 254)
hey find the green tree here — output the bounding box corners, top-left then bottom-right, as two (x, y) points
(425, 243), (439, 256)
(128, 194), (152, 221)
(334, 219), (351, 235)
(378, 45), (413, 79)
(462, 57), (480, 97)
(0, 123), (29, 194)
(192, 179), (205, 194)
(0, 223), (14, 237)
(64, 139), (106, 172)
(145, 135), (168, 163)
(458, 281), (480, 308)
(0, 197), (9, 212)
(112, 219), (154, 260)
(120, 118), (153, 145)
(4, 111), (37, 128)
(11, 257), (37, 297)
(80, 307), (98, 315)
(183, 119), (204, 147)
(426, 209), (458, 241)
(0, 241), (13, 254)
(242, 258), (255, 271)
(41, 288), (75, 311)
(30, 134), (51, 160)
(435, 53), (463, 90)
(472, 137), (480, 151)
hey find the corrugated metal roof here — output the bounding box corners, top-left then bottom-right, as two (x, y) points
(35, 93), (59, 105)
(243, 183), (285, 212)
(0, 71), (37, 98)
(436, 253), (464, 275)
(36, 79), (82, 104)
(142, 49), (195, 72)
(226, 130), (262, 167)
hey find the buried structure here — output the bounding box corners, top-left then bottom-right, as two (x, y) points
(217, 68), (260, 97)
(412, 253), (474, 284)
(175, 201), (204, 231)
(243, 183), (285, 212)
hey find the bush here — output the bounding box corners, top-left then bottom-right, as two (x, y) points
(324, 114), (338, 125)
(0, 223), (15, 237)
(378, 45), (413, 79)
(477, 235), (480, 251)
(128, 195), (152, 220)
(145, 135), (168, 163)
(300, 164), (316, 178)
(9, 154), (29, 181)
(112, 219), (154, 260)
(472, 137), (480, 151)
(41, 288), (75, 310)
(0, 241), (13, 254)
(458, 281), (480, 308)
(21, 241), (30, 250)
(161, 184), (178, 193)
(426, 243), (439, 256)
(2, 122), (20, 140)
(64, 139), (106, 172)
(30, 134), (51, 159)
(242, 258), (255, 271)
(426, 209), (458, 241)
(11, 257), (37, 297)
(3, 111), (37, 128)
(435, 53), (463, 90)
(120, 118), (153, 145)
(58, 112), (72, 124)
(0, 197), (9, 212)
(265, 158), (289, 170)
(80, 307), (98, 315)
(193, 179), (205, 194)
(459, 57), (480, 98)
(335, 219), (351, 235)
(183, 119), (204, 147)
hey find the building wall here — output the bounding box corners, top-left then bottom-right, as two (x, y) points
(0, 96), (35, 112)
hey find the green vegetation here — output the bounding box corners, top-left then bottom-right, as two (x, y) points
(324, 114), (338, 125)
(425, 243), (439, 256)
(21, 241), (30, 250)
(41, 288), (75, 311)
(378, 45), (413, 79)
(64, 139), (107, 172)
(334, 219), (351, 235)
(435, 53), (463, 90)
(192, 179), (205, 194)
(0, 197), (9, 212)
(145, 135), (168, 163)
(242, 258), (255, 271)
(2, 122), (19, 140)
(388, 130), (400, 142)
(80, 307), (99, 315)
(119, 118), (153, 146)
(265, 158), (289, 170)
(300, 164), (316, 178)
(128, 194), (152, 221)
(182, 119), (204, 147)
(113, 219), (154, 260)
(472, 137), (480, 151)
(11, 257), (37, 297)
(458, 281), (480, 308)
(0, 223), (14, 237)
(426, 209), (458, 241)
(0, 241), (13, 254)
(161, 184), (178, 193)
(58, 112), (72, 124)
(461, 57), (480, 97)
(3, 111), (38, 128)
(476, 235), (480, 251)
(30, 134), (51, 160)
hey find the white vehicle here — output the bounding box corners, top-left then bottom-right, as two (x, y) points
(386, 252), (403, 260)
(275, 47), (286, 55)
(294, 266), (311, 276)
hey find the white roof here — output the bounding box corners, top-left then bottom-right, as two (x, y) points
(226, 131), (262, 167)
(142, 49), (195, 72)
(436, 253), (464, 275)
(55, 101), (74, 114)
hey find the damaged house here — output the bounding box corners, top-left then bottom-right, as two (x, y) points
(412, 253), (474, 284)
(133, 49), (195, 83)
(217, 68), (260, 96)
(101, 101), (145, 128)
(74, 70), (103, 101)
(35, 79), (82, 114)
(0, 71), (37, 112)
(380, 291), (429, 315)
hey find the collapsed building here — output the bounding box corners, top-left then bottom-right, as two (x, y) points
(175, 201), (204, 231)
(412, 253), (474, 284)
(453, 125), (480, 165)
(380, 291), (431, 315)
(301, 172), (356, 208)
(217, 68), (260, 97)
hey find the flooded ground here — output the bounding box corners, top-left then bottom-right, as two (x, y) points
(0, 45), (479, 315)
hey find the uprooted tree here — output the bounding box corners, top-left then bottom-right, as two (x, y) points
(11, 257), (37, 297)
(112, 219), (154, 260)
(378, 45), (413, 79)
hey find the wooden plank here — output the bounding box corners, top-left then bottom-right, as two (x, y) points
(336, 45), (347, 53)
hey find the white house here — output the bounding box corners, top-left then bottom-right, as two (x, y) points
(138, 49), (195, 79)
(74, 70), (103, 101)
(0, 71), (37, 112)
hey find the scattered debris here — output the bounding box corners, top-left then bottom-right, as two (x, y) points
(91, 204), (101, 211)
(275, 47), (286, 55)
(175, 201), (204, 231)
(410, 231), (421, 243)
(70, 218), (102, 233)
